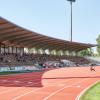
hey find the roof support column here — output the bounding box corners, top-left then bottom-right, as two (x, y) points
(34, 48), (38, 54)
(15, 47), (17, 54)
(48, 49), (52, 55)
(4, 44), (5, 54)
(22, 47), (24, 54)
(12, 46), (14, 54)
(69, 51), (72, 56)
(8, 46), (10, 53)
(50, 50), (57, 55)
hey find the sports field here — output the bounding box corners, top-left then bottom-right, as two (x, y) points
(0, 66), (99, 100)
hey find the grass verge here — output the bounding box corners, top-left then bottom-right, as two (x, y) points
(80, 81), (100, 100)
(0, 70), (41, 75)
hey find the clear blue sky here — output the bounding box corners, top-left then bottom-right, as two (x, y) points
(0, 0), (100, 45)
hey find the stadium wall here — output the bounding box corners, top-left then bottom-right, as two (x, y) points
(0, 66), (39, 72)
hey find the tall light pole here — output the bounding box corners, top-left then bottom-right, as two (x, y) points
(67, 0), (76, 42)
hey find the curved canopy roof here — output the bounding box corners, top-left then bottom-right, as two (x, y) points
(0, 17), (96, 51)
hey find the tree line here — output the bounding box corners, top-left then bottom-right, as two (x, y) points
(79, 34), (100, 56)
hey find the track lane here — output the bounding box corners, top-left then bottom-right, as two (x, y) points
(0, 67), (99, 100)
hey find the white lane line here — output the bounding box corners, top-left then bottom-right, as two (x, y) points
(11, 69), (97, 100)
(12, 88), (43, 100)
(43, 85), (73, 100)
(43, 79), (88, 100)
(76, 85), (81, 88)
(12, 79), (72, 100)
(0, 81), (38, 95)
(0, 73), (45, 95)
(28, 82), (33, 84)
(75, 80), (100, 100)
(14, 81), (20, 83)
(12, 79), (82, 100)
(43, 70), (98, 100)
(12, 76), (81, 100)
(2, 80), (7, 82)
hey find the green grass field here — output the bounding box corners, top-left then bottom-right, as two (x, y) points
(80, 81), (100, 100)
(0, 71), (26, 75)
(0, 70), (41, 75)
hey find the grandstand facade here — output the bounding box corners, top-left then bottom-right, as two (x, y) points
(0, 17), (95, 53)
(0, 17), (96, 70)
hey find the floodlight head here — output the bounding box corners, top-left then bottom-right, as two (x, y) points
(67, 0), (76, 2)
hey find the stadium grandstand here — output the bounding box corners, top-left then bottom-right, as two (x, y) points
(0, 17), (96, 71)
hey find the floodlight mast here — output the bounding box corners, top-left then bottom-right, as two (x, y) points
(67, 0), (75, 42)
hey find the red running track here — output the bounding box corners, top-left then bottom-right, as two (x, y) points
(0, 67), (99, 100)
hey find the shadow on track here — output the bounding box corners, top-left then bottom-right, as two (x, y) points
(0, 69), (52, 87)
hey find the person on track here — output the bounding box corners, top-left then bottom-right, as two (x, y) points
(90, 64), (95, 71)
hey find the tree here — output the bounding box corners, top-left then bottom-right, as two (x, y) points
(79, 48), (93, 56)
(96, 34), (100, 56)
